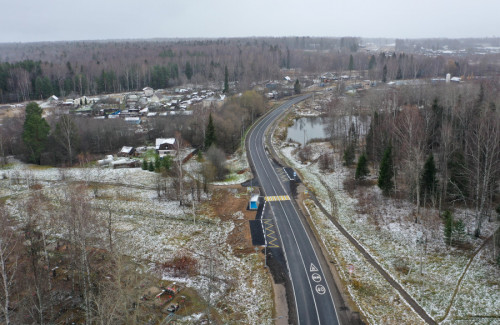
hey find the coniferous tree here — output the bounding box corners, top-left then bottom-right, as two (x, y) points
(348, 54), (354, 71)
(22, 102), (50, 164)
(421, 154), (438, 201)
(378, 145), (394, 195)
(355, 153), (369, 180)
(223, 66), (229, 93)
(382, 64), (388, 83)
(148, 161), (154, 172)
(368, 55), (376, 70)
(204, 113), (216, 150)
(185, 62), (193, 80)
(396, 66), (402, 80)
(142, 158), (148, 170)
(294, 79), (301, 94)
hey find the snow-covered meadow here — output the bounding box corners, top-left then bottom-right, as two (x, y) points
(0, 159), (274, 324)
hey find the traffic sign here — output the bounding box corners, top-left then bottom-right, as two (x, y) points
(310, 263), (319, 272)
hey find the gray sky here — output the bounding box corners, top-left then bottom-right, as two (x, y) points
(1, 0), (498, 43)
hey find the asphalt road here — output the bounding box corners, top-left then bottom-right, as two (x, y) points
(247, 95), (340, 325)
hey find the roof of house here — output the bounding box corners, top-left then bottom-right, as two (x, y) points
(120, 146), (134, 154)
(155, 138), (176, 149)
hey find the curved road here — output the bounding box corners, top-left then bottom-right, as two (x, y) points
(247, 95), (340, 325)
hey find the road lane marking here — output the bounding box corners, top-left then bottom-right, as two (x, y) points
(265, 195), (290, 202)
(315, 285), (326, 295)
(263, 219), (279, 248)
(312, 273), (322, 283)
(310, 263), (319, 272)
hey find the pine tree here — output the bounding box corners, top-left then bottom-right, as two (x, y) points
(294, 79), (301, 94)
(223, 66), (229, 93)
(355, 153), (369, 180)
(378, 145), (394, 195)
(421, 154), (438, 201)
(204, 113), (216, 150)
(22, 102), (50, 164)
(148, 161), (154, 172)
(142, 158), (148, 170)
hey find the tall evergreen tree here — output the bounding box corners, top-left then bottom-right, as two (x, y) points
(204, 113), (216, 150)
(382, 64), (387, 83)
(378, 145), (394, 195)
(185, 61), (193, 81)
(348, 54), (354, 71)
(223, 66), (229, 93)
(355, 153), (369, 180)
(343, 143), (355, 166)
(421, 154), (438, 201)
(294, 79), (301, 94)
(368, 55), (376, 70)
(22, 102), (50, 164)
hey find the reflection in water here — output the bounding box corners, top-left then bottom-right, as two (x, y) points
(287, 116), (371, 146)
(287, 117), (328, 145)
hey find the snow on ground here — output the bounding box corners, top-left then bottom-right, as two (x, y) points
(0, 161), (273, 324)
(276, 140), (500, 323)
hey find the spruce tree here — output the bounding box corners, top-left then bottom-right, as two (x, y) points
(223, 66), (229, 93)
(382, 64), (387, 83)
(204, 113), (216, 150)
(368, 55), (376, 70)
(421, 154), (438, 200)
(348, 54), (354, 71)
(22, 102), (50, 164)
(142, 158), (148, 170)
(355, 153), (369, 180)
(378, 145), (394, 195)
(148, 161), (154, 172)
(185, 61), (193, 80)
(294, 79), (301, 94)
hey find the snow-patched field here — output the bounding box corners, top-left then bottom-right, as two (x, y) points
(276, 140), (500, 324)
(1, 159), (273, 324)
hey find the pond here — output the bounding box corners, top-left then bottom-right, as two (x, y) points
(286, 117), (329, 145)
(286, 115), (371, 146)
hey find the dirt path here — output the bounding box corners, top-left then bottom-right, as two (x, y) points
(437, 229), (498, 323)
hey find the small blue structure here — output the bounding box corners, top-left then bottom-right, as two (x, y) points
(249, 194), (259, 210)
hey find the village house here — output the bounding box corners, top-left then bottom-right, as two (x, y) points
(118, 146), (136, 157)
(155, 138), (177, 157)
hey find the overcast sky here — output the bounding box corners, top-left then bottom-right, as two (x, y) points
(1, 0), (498, 43)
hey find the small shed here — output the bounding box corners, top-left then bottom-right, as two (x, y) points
(118, 146), (135, 157)
(249, 194), (259, 210)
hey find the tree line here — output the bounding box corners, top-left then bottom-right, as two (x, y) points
(1, 37), (499, 103)
(327, 80), (499, 242)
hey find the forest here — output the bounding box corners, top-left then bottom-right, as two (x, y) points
(1, 37), (500, 103)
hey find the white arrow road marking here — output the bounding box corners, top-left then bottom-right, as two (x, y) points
(310, 263), (319, 272)
(312, 273), (322, 283)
